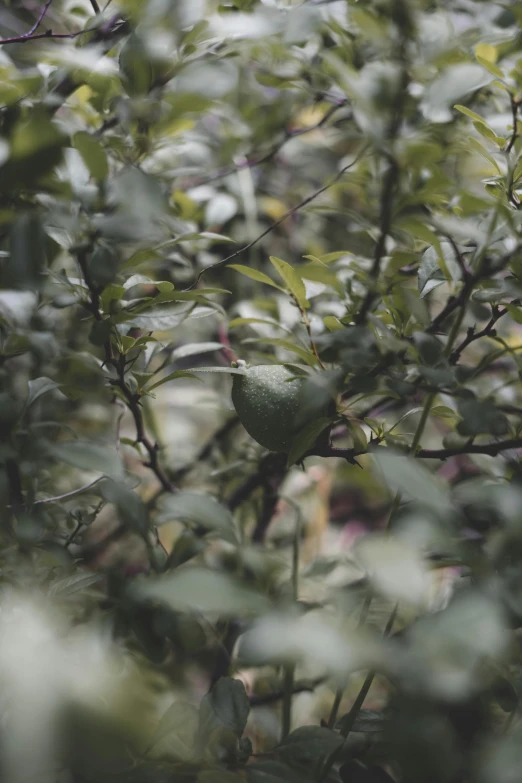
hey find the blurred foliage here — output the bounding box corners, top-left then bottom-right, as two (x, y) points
(3, 0), (522, 781)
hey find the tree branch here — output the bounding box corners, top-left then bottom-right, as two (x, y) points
(312, 435), (522, 463)
(32, 477), (104, 506)
(450, 305), (508, 363)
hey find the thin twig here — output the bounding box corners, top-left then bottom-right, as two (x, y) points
(183, 146), (369, 291)
(33, 477), (104, 506)
(450, 305), (508, 363)
(427, 247), (520, 335)
(506, 95), (519, 154)
(88, 0), (101, 14)
(25, 0), (54, 38)
(0, 22), (94, 45)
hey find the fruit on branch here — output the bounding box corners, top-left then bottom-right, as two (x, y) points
(231, 362), (332, 452)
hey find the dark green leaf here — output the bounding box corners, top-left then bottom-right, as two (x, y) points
(73, 132), (109, 181)
(156, 492), (239, 543)
(199, 677), (250, 743)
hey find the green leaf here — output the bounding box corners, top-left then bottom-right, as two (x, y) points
(146, 370), (200, 391)
(188, 366), (246, 376)
(229, 317), (285, 330)
(454, 104), (489, 125)
(467, 136), (501, 174)
(269, 256), (309, 309)
(373, 451), (452, 513)
(199, 677), (250, 743)
(277, 726), (344, 762)
(475, 55), (503, 79)
(89, 319), (112, 346)
(148, 700), (199, 760)
(99, 479), (148, 534)
(336, 709), (387, 734)
(246, 761), (304, 783)
(354, 533), (429, 606)
(119, 34), (154, 96)
(229, 264), (283, 290)
(6, 213), (46, 290)
(47, 573), (103, 597)
(156, 491), (239, 543)
(26, 377), (61, 408)
(287, 417), (333, 466)
(431, 405), (457, 419)
(131, 568), (269, 617)
(73, 132), (109, 181)
(171, 342), (225, 361)
(50, 441), (124, 480)
(418, 242), (460, 297)
(505, 303), (522, 324)
(242, 337), (319, 366)
(0, 110), (66, 189)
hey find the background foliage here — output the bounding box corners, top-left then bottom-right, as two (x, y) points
(2, 0), (522, 781)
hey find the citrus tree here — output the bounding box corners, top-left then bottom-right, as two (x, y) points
(1, 0), (522, 781)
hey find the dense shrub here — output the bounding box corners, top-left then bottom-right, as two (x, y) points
(1, 0), (522, 781)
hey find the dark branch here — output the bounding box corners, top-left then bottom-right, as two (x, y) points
(506, 95), (519, 155)
(428, 248), (520, 335)
(312, 436), (522, 463)
(450, 305), (508, 363)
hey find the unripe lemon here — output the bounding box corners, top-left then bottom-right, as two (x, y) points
(232, 364), (329, 452)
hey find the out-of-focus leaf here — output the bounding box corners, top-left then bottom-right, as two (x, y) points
(50, 441), (124, 480)
(0, 111), (66, 189)
(199, 677), (250, 743)
(205, 194), (238, 226)
(171, 342), (225, 361)
(373, 451), (452, 513)
(336, 709), (388, 734)
(146, 370), (199, 391)
(421, 64), (492, 123)
(246, 760), (309, 783)
(156, 492), (239, 543)
(5, 213), (47, 290)
(26, 377), (61, 408)
(148, 700), (198, 760)
(287, 417), (333, 466)
(131, 568), (269, 617)
(238, 610), (381, 677)
(354, 534), (429, 606)
(277, 726), (343, 762)
(99, 479), (148, 534)
(73, 132), (109, 181)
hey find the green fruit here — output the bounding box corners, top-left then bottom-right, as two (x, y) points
(231, 364), (329, 452)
